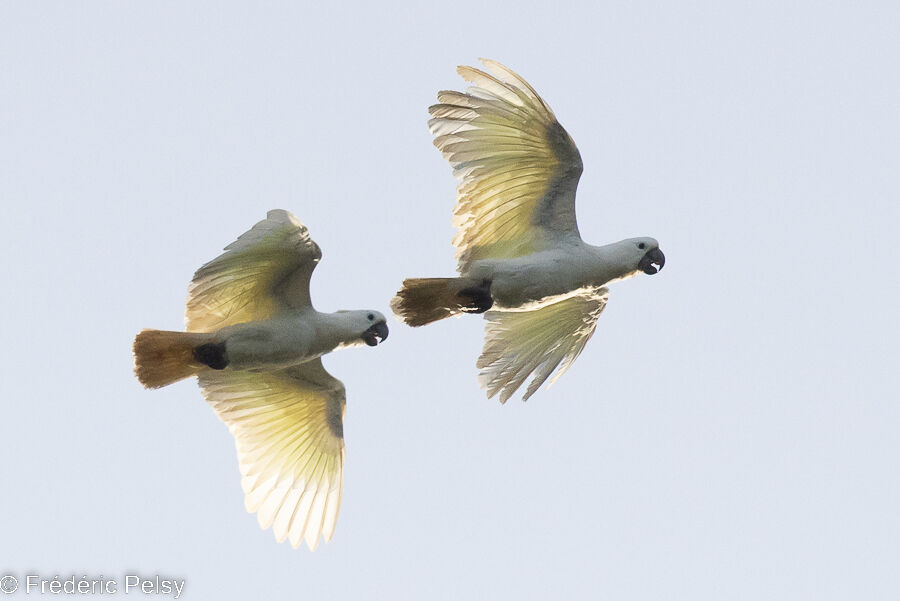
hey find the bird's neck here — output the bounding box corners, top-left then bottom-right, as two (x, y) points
(312, 311), (362, 352)
(584, 242), (640, 286)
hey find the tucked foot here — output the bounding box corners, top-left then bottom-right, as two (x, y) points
(194, 342), (229, 370)
(457, 279), (494, 314)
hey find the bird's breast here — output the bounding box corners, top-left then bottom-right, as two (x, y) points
(219, 315), (317, 370)
(471, 248), (601, 309)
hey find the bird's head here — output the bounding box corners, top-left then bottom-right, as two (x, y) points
(622, 237), (666, 275)
(344, 310), (389, 347)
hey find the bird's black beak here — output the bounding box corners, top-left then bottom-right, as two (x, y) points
(638, 247), (666, 275)
(362, 321), (389, 346)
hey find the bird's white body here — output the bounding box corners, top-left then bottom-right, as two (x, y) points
(467, 238), (655, 309)
(216, 310), (371, 370)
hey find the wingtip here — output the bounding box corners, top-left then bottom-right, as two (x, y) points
(266, 208), (305, 229)
(456, 63), (488, 82)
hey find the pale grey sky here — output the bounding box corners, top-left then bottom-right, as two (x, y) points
(1, 1), (898, 600)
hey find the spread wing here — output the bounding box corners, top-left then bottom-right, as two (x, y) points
(198, 358), (346, 550)
(429, 59), (584, 271)
(186, 209), (322, 332)
(477, 288), (609, 403)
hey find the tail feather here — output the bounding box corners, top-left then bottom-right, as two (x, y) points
(133, 329), (213, 388)
(391, 277), (492, 327)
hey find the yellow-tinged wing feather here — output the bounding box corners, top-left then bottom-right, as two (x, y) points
(477, 288), (609, 403)
(198, 358), (345, 550)
(429, 59), (584, 270)
(186, 209), (321, 332)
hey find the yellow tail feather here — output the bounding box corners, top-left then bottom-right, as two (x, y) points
(390, 277), (491, 327)
(133, 329), (213, 389)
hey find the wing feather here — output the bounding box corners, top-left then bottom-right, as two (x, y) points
(430, 60), (584, 270)
(198, 358), (345, 550)
(186, 210), (322, 332)
(477, 288), (609, 402)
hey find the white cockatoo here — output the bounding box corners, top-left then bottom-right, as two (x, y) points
(133, 209), (388, 550)
(392, 59), (665, 402)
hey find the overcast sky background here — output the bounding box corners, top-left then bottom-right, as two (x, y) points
(2, 2), (898, 600)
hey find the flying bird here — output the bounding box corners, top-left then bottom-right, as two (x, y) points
(391, 59), (665, 402)
(133, 209), (388, 550)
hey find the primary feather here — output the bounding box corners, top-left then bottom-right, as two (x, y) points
(186, 209), (322, 332)
(429, 59), (584, 271)
(477, 288), (608, 403)
(199, 359), (345, 550)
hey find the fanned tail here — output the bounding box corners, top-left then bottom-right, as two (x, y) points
(133, 329), (214, 388)
(390, 277), (493, 327)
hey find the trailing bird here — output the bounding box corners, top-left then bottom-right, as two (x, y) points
(392, 59), (665, 402)
(133, 209), (388, 549)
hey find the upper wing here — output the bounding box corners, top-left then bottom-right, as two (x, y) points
(186, 209), (322, 333)
(477, 288), (609, 403)
(429, 59), (584, 270)
(198, 358), (346, 550)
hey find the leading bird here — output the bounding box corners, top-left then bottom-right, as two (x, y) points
(133, 209), (388, 550)
(392, 59), (665, 402)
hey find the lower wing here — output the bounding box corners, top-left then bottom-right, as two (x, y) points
(477, 288), (609, 403)
(198, 358), (346, 550)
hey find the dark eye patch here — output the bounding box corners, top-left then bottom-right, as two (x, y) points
(638, 242), (646, 250)
(367, 313), (375, 321)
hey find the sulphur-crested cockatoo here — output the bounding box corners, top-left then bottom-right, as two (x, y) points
(392, 59), (665, 402)
(133, 209), (388, 550)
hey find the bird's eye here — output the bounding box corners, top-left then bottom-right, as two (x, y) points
(367, 313), (375, 321)
(638, 242), (646, 250)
